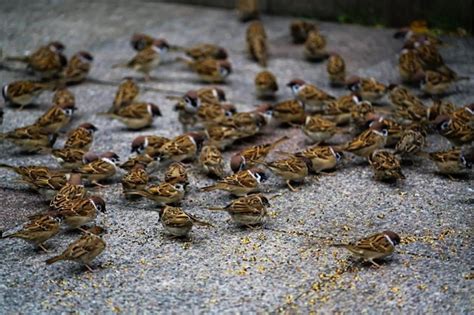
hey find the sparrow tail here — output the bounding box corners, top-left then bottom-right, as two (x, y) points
(0, 163), (14, 169)
(4, 55), (29, 63)
(207, 207), (225, 211)
(269, 136), (290, 150)
(200, 185), (218, 192)
(45, 254), (65, 265)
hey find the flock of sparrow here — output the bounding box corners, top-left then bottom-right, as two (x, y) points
(0, 5), (472, 273)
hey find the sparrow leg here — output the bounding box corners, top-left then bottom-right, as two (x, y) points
(143, 73), (151, 82)
(84, 264), (96, 272)
(286, 180), (298, 192)
(78, 227), (89, 233)
(37, 243), (50, 253)
(368, 259), (381, 268)
(91, 180), (107, 188)
(319, 171), (335, 176)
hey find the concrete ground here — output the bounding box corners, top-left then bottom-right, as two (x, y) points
(0, 0), (473, 313)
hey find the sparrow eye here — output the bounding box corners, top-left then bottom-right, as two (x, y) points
(335, 152), (342, 161)
(381, 129), (388, 136)
(291, 85), (300, 94)
(254, 173), (262, 182)
(441, 121), (449, 130)
(175, 184), (184, 191)
(64, 108), (74, 116)
(220, 67), (229, 77)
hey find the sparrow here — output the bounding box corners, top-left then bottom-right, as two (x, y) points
(236, 0), (259, 22)
(1, 215), (61, 252)
(324, 94), (358, 125)
(102, 102), (162, 130)
(125, 182), (186, 206)
(370, 117), (403, 147)
(119, 154), (157, 173)
(341, 127), (388, 158)
(61, 51), (94, 85)
(287, 79), (335, 112)
(246, 21), (268, 67)
(426, 148), (473, 176)
(113, 40), (169, 81)
(173, 90), (201, 132)
(426, 100), (456, 122)
(199, 145), (225, 178)
(197, 102), (236, 128)
(159, 206), (212, 237)
(347, 77), (388, 103)
(451, 103), (474, 124)
(304, 30), (329, 61)
(75, 152), (120, 186)
(267, 100), (306, 125)
(420, 70), (468, 96)
(350, 100), (375, 132)
(51, 147), (89, 170)
(175, 43), (228, 61)
(394, 124), (427, 158)
(54, 196), (106, 230)
(398, 49), (424, 84)
(109, 77), (140, 113)
(333, 230), (401, 267)
(368, 150), (405, 181)
(35, 102), (77, 134)
(208, 193), (270, 227)
(205, 125), (244, 150)
(164, 162), (189, 186)
(121, 164), (149, 196)
(158, 132), (205, 163)
(130, 135), (170, 156)
(433, 114), (473, 147)
(201, 168), (268, 196)
(413, 40), (448, 71)
(260, 156), (313, 191)
(179, 58), (232, 83)
(290, 20), (317, 44)
(302, 115), (347, 144)
(2, 80), (52, 109)
(221, 110), (267, 138)
(50, 173), (87, 212)
(326, 53), (346, 86)
(0, 124), (57, 153)
(290, 145), (344, 173)
(64, 122), (98, 150)
(388, 85), (427, 123)
(52, 87), (76, 108)
(197, 86), (227, 104)
(46, 232), (106, 272)
(230, 136), (289, 173)
(255, 70), (278, 99)
(6, 41), (67, 78)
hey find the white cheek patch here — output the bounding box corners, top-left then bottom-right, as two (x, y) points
(384, 234), (395, 247)
(2, 85), (9, 100)
(147, 104), (153, 115)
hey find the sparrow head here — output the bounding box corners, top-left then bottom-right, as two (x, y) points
(370, 122), (389, 136)
(182, 90), (200, 112)
(346, 76), (361, 91)
(48, 41), (66, 52)
(83, 151), (100, 164)
(299, 156), (315, 172)
(286, 78), (306, 94)
(174, 183), (185, 192)
(222, 103), (237, 117)
(230, 153), (245, 173)
(77, 51), (94, 63)
(131, 136), (148, 154)
(213, 87), (227, 102)
(153, 38), (170, 53)
(383, 230), (401, 246)
(59, 103), (77, 116)
(101, 151), (120, 164)
(90, 196), (106, 213)
(130, 33), (152, 51)
(187, 131), (206, 146)
(215, 47), (228, 60)
(2, 84), (9, 102)
(79, 122), (98, 133)
(249, 168), (268, 183)
(67, 173), (82, 185)
(219, 60), (232, 77)
(147, 103), (162, 117)
(253, 113), (267, 128)
(432, 115), (451, 132)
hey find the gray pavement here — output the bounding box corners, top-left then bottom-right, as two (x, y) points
(0, 0), (473, 313)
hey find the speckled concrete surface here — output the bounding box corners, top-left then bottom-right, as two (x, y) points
(0, 0), (473, 313)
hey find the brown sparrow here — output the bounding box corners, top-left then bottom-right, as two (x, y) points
(255, 70), (278, 99)
(304, 30), (328, 61)
(6, 41), (67, 78)
(119, 154), (157, 172)
(199, 145), (225, 178)
(197, 102), (236, 128)
(173, 90), (201, 132)
(420, 70), (468, 96)
(113, 40), (169, 81)
(290, 20), (317, 44)
(433, 114), (473, 147)
(267, 100), (306, 125)
(236, 0), (259, 22)
(246, 21), (268, 67)
(261, 156), (313, 191)
(159, 206), (212, 237)
(324, 94), (358, 125)
(388, 85), (427, 123)
(208, 193), (270, 227)
(370, 117), (403, 147)
(341, 127), (388, 158)
(109, 77), (140, 113)
(205, 125), (244, 150)
(177, 43), (228, 61)
(130, 135), (170, 156)
(368, 150), (405, 181)
(76, 152), (120, 186)
(2, 215), (61, 252)
(451, 103), (474, 124)
(103, 102), (161, 130)
(52, 87), (75, 108)
(51, 147), (88, 170)
(50, 174), (87, 212)
(287, 79), (335, 112)
(398, 49), (424, 84)
(394, 124), (427, 158)
(347, 77), (388, 103)
(426, 100), (456, 122)
(55, 195), (106, 230)
(291, 145), (344, 173)
(333, 230), (401, 267)
(164, 162), (189, 186)
(427, 148), (473, 176)
(222, 110), (267, 138)
(0, 124), (57, 153)
(126, 182), (186, 206)
(302, 115), (347, 144)
(230, 136), (289, 173)
(2, 80), (52, 109)
(350, 100), (375, 131)
(121, 164), (149, 196)
(326, 53), (346, 86)
(180, 58), (232, 83)
(61, 51), (94, 85)
(158, 132), (205, 163)
(35, 102), (77, 134)
(197, 86), (227, 104)
(201, 168), (268, 196)
(64, 122), (98, 150)
(46, 232), (106, 272)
